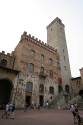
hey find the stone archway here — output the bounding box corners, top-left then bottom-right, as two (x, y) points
(0, 78), (13, 108)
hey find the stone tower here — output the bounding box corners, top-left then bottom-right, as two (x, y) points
(47, 17), (71, 91)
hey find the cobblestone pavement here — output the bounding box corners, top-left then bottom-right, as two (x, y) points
(0, 109), (83, 125)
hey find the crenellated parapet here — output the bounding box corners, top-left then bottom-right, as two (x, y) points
(20, 31), (57, 54)
(0, 50), (15, 69)
(0, 51), (14, 57)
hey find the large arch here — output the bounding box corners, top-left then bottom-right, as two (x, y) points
(79, 89), (83, 98)
(0, 78), (13, 108)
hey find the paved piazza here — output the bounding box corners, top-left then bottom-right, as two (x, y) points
(0, 109), (83, 125)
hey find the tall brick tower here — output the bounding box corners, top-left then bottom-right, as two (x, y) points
(47, 17), (71, 92)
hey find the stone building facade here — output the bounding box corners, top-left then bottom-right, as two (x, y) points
(0, 30), (62, 108)
(70, 68), (83, 98)
(1, 17), (82, 108)
(12, 32), (62, 108)
(71, 77), (82, 97)
(0, 51), (19, 108)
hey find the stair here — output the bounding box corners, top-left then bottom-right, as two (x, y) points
(48, 93), (66, 109)
(48, 94), (83, 110)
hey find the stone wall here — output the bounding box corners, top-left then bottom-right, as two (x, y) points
(12, 32), (62, 107)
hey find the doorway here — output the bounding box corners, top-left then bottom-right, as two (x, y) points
(39, 95), (44, 106)
(0, 79), (13, 108)
(25, 96), (31, 107)
(79, 89), (83, 98)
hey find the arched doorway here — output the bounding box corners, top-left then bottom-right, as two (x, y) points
(25, 82), (33, 107)
(39, 84), (44, 106)
(0, 78), (13, 108)
(79, 89), (83, 98)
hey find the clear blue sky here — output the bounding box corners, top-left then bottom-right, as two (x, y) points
(0, 0), (83, 77)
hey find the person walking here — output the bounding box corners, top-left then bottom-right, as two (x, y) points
(9, 103), (15, 119)
(74, 103), (81, 125)
(1, 103), (10, 119)
(70, 104), (77, 124)
(69, 103), (81, 124)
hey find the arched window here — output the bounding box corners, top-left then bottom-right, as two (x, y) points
(58, 77), (62, 84)
(31, 49), (35, 58)
(49, 58), (53, 65)
(49, 86), (54, 94)
(49, 70), (53, 78)
(65, 84), (70, 93)
(28, 63), (34, 73)
(0, 59), (7, 66)
(58, 84), (63, 93)
(40, 67), (44, 73)
(39, 84), (44, 93)
(25, 82), (33, 92)
(41, 54), (44, 64)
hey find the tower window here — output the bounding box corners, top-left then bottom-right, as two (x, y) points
(51, 28), (52, 31)
(63, 49), (64, 53)
(64, 56), (65, 61)
(65, 84), (70, 93)
(64, 66), (67, 70)
(58, 84), (63, 93)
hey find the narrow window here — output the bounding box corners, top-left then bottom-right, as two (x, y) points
(25, 82), (33, 92)
(28, 63), (34, 73)
(41, 54), (44, 64)
(40, 67), (44, 73)
(49, 70), (53, 78)
(49, 86), (54, 94)
(31, 49), (35, 58)
(64, 56), (65, 61)
(65, 84), (70, 93)
(64, 66), (67, 70)
(39, 84), (44, 93)
(49, 58), (53, 65)
(58, 84), (63, 93)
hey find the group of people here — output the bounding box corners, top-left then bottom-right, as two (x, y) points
(24, 101), (49, 112)
(69, 103), (81, 125)
(1, 103), (15, 119)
